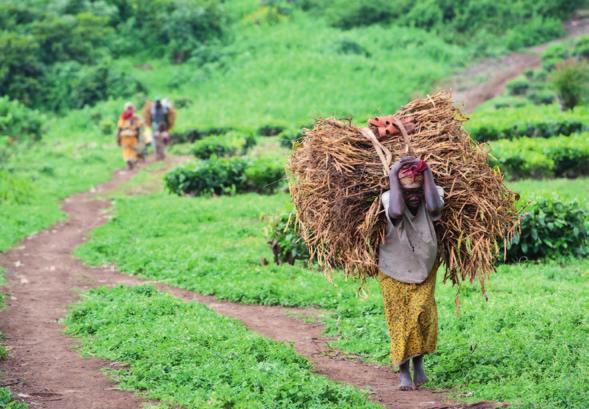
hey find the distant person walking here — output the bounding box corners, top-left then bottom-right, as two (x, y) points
(116, 102), (142, 170)
(142, 98), (176, 160)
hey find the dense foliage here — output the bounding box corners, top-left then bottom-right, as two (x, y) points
(303, 0), (581, 53)
(165, 156), (285, 196)
(0, 0), (228, 110)
(467, 105), (587, 142)
(0, 97), (44, 146)
(489, 133), (589, 179)
(66, 285), (378, 408)
(165, 157), (248, 196)
(507, 198), (588, 261)
(192, 132), (257, 159)
(266, 212), (309, 265)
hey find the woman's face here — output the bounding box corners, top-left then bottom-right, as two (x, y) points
(398, 165), (424, 189)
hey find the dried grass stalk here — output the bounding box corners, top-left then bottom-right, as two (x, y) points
(288, 91), (519, 290)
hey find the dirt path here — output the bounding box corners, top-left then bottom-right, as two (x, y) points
(450, 17), (589, 112)
(0, 168), (145, 409)
(0, 157), (505, 409)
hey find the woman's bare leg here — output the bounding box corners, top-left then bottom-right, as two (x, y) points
(413, 355), (428, 387)
(399, 360), (412, 391)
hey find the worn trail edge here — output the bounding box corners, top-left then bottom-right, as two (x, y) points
(0, 160), (505, 409)
(0, 169), (146, 409)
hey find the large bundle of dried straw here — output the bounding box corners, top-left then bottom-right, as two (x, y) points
(288, 91), (519, 291)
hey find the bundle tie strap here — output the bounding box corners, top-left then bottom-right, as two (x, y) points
(391, 117), (414, 156)
(359, 128), (392, 176)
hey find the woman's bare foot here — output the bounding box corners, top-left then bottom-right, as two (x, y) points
(412, 355), (428, 387)
(399, 360), (413, 391)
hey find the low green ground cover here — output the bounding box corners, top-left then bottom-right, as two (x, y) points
(508, 177), (589, 207)
(489, 133), (589, 179)
(466, 104), (588, 142)
(0, 105), (122, 251)
(77, 175), (589, 409)
(65, 285), (379, 408)
(324, 259), (589, 409)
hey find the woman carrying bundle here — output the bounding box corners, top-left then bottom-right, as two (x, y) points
(378, 153), (444, 390)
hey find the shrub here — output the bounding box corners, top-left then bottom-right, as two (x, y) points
(99, 119), (114, 136)
(192, 132), (257, 159)
(244, 156), (285, 194)
(573, 35), (589, 60)
(257, 123), (286, 137)
(546, 145), (589, 178)
(507, 77), (530, 96)
(527, 90), (556, 105)
(165, 155), (284, 196)
(165, 157), (248, 196)
(0, 171), (35, 205)
(489, 149), (554, 180)
(266, 212), (309, 265)
(467, 105), (588, 142)
(192, 136), (239, 159)
(42, 62), (146, 111)
(507, 199), (588, 261)
(489, 133), (589, 180)
(126, 0), (228, 63)
(551, 60), (589, 110)
(279, 129), (304, 148)
(172, 127), (234, 144)
(0, 97), (44, 143)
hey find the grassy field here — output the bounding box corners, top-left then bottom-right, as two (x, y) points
(0, 104), (123, 251)
(65, 285), (379, 409)
(75, 172), (589, 408)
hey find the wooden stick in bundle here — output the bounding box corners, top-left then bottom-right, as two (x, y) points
(288, 90), (520, 291)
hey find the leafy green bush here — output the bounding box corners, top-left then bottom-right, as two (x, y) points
(42, 62), (145, 112)
(551, 60), (589, 110)
(304, 0), (578, 52)
(507, 199), (588, 261)
(257, 123), (286, 136)
(0, 97), (44, 143)
(266, 212), (309, 265)
(489, 133), (589, 180)
(0, 171), (35, 205)
(192, 132), (257, 159)
(192, 137), (239, 159)
(279, 129), (304, 148)
(573, 35), (589, 60)
(244, 156), (285, 194)
(172, 127), (234, 144)
(507, 77), (530, 96)
(546, 145), (589, 178)
(165, 157), (248, 196)
(165, 154), (284, 196)
(467, 105), (588, 142)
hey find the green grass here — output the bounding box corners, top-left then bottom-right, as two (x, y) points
(76, 192), (359, 308)
(119, 11), (469, 131)
(76, 178), (589, 408)
(0, 103), (123, 251)
(65, 285), (379, 408)
(508, 177), (589, 207)
(323, 260), (589, 409)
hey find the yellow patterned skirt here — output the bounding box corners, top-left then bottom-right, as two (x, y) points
(378, 265), (438, 366)
(120, 134), (138, 162)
